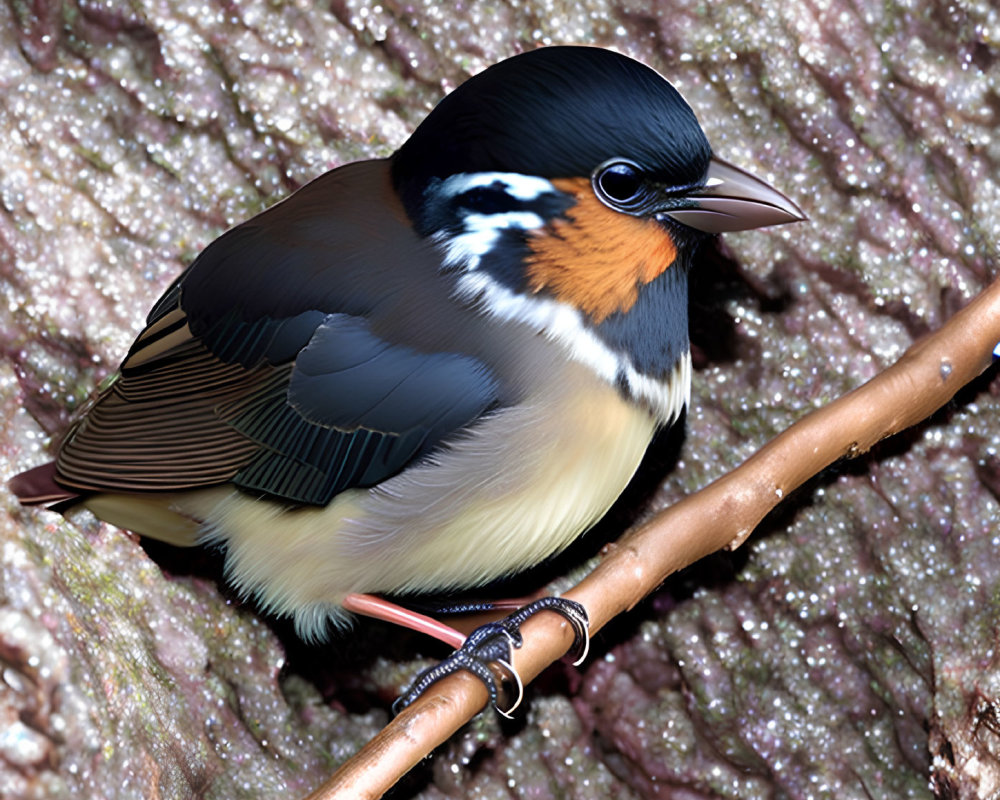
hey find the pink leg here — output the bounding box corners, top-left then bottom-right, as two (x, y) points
(342, 593), (466, 649)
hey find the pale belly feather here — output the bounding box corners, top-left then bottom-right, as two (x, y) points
(189, 361), (656, 637)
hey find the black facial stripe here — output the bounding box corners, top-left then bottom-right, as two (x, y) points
(457, 184), (526, 214)
(472, 228), (533, 291)
(453, 183), (573, 224)
(421, 177), (575, 239)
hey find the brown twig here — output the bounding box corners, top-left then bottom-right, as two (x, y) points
(306, 276), (1000, 800)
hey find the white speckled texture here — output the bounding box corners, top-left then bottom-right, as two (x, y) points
(3, 1), (1000, 798)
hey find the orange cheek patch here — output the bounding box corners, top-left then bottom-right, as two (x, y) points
(525, 177), (678, 324)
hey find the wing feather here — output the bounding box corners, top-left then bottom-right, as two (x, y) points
(53, 160), (501, 505)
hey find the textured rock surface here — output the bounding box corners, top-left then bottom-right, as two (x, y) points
(2, 1), (999, 798)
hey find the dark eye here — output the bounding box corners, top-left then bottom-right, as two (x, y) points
(593, 160), (644, 207)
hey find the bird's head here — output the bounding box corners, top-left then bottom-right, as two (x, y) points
(391, 46), (803, 422)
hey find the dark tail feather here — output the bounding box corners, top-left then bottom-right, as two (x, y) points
(8, 462), (79, 506)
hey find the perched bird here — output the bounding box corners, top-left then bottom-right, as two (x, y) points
(11, 46), (803, 709)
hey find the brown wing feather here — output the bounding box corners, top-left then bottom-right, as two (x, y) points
(55, 321), (279, 493)
(8, 462), (77, 505)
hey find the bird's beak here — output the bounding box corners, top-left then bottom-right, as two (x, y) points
(663, 156), (806, 234)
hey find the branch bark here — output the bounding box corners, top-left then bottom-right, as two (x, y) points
(306, 276), (1000, 800)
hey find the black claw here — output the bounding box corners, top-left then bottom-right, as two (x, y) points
(393, 596), (589, 716)
(500, 597), (589, 662)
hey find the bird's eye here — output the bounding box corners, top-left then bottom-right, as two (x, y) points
(593, 160), (644, 208)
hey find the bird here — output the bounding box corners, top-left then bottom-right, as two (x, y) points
(10, 45), (804, 711)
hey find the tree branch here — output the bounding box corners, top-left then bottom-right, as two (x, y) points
(306, 276), (1000, 800)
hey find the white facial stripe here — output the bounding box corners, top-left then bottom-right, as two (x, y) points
(439, 172), (558, 201)
(456, 270), (689, 424)
(433, 172), (559, 270)
(436, 211), (546, 271)
(458, 271), (619, 379)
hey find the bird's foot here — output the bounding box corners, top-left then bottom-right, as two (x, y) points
(392, 596), (589, 718)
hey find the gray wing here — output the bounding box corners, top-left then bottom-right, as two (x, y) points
(57, 309), (498, 505)
(55, 162), (500, 505)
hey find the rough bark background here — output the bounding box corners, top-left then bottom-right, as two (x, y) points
(2, 1), (999, 798)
